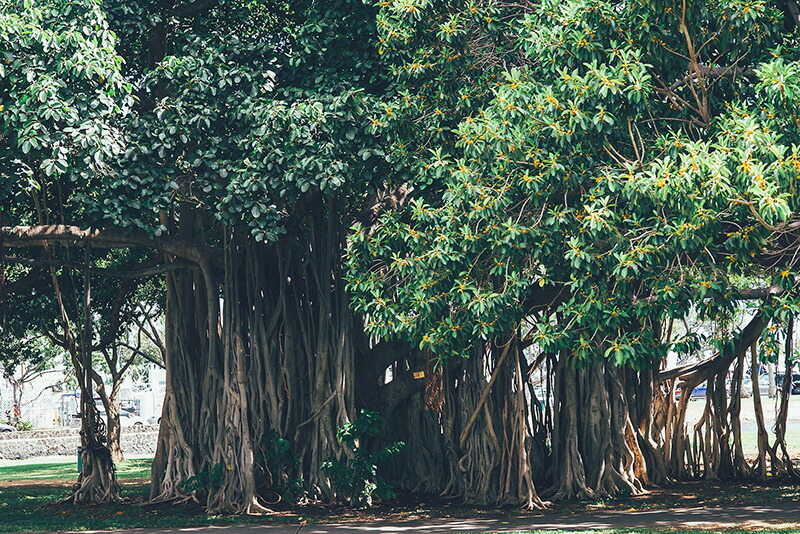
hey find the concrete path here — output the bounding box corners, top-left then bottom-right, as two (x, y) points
(38, 501), (800, 534)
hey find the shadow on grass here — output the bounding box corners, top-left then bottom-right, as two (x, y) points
(2, 458), (800, 533)
(0, 459), (300, 532)
(500, 531), (800, 534)
(0, 482), (301, 533)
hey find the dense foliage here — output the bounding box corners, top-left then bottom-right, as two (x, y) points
(348, 0), (800, 364)
(0, 0), (130, 225)
(2, 0), (800, 514)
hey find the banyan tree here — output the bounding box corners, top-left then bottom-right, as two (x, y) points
(2, 0), (800, 515)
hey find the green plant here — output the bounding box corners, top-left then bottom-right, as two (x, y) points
(180, 462), (226, 494)
(13, 421), (32, 431)
(322, 410), (405, 507)
(256, 430), (306, 504)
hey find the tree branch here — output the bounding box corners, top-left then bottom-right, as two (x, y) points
(0, 225), (222, 268)
(0, 255), (196, 278)
(358, 183), (413, 228)
(669, 65), (756, 92)
(656, 310), (767, 384)
(133, 309), (166, 362)
(636, 283), (786, 305)
(119, 343), (165, 369)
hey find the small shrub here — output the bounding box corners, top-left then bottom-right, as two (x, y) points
(256, 430), (306, 504)
(180, 462), (226, 493)
(14, 420), (33, 431)
(322, 409), (405, 507)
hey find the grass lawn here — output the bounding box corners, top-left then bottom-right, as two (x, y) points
(0, 482), (307, 532)
(0, 458), (302, 532)
(1, 458), (800, 533)
(494, 532), (800, 534)
(740, 430), (800, 456)
(0, 457), (152, 481)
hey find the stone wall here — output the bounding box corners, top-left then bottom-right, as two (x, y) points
(0, 426), (158, 460)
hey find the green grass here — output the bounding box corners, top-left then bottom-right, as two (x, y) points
(0, 483), (303, 533)
(2, 459), (800, 533)
(739, 431), (800, 456)
(0, 457), (152, 481)
(0, 458), (303, 532)
(486, 531), (800, 534)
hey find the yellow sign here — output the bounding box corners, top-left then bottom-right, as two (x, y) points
(413, 371), (426, 379)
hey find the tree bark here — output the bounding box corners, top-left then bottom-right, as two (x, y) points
(751, 343), (771, 480)
(69, 247), (119, 503)
(544, 354), (593, 500)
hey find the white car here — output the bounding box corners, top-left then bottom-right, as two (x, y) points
(98, 410), (148, 426)
(0, 422), (17, 432)
(120, 411), (148, 426)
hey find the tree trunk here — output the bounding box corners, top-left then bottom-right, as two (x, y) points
(380, 352), (449, 495)
(437, 340), (545, 508)
(770, 318), (797, 478)
(661, 312), (767, 481)
(105, 383), (124, 463)
(545, 354), (593, 500)
(207, 243), (264, 513)
(751, 343), (771, 480)
(74, 402), (118, 503)
(93, 359), (124, 464)
(726, 347), (750, 479)
(240, 199), (357, 503)
(149, 207), (210, 505)
(628, 366), (669, 485)
(150, 198), (360, 511)
(70, 247), (119, 503)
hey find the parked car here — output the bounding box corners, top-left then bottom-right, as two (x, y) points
(97, 410), (148, 426)
(0, 422), (17, 432)
(690, 381), (707, 398)
(121, 412), (147, 426)
(776, 373), (800, 395)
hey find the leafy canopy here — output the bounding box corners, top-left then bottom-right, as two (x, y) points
(347, 0), (800, 365)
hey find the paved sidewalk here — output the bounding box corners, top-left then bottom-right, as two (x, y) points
(38, 501), (800, 534)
